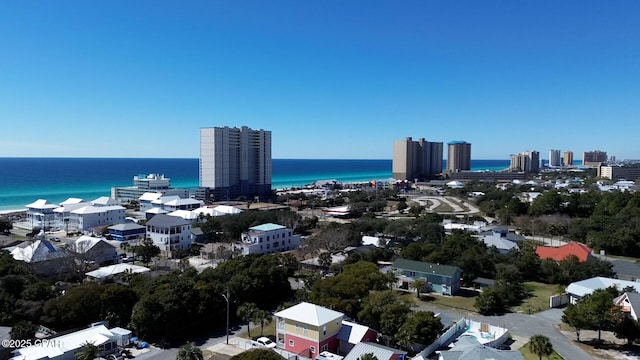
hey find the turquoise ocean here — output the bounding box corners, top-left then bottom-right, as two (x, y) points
(0, 158), (511, 211)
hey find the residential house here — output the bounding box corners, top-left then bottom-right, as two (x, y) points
(144, 207), (169, 220)
(161, 197), (203, 211)
(108, 223), (146, 241)
(614, 292), (640, 321)
(145, 214), (192, 256)
(235, 223), (300, 255)
(167, 209), (201, 223)
(86, 263), (150, 280)
(192, 204), (243, 218)
(70, 236), (119, 265)
(139, 192), (163, 211)
(436, 335), (524, 360)
(566, 277), (640, 304)
(392, 258), (463, 295)
(53, 198), (89, 229)
(608, 259), (640, 282)
(10, 324), (131, 360)
(91, 196), (120, 207)
(9, 239), (71, 275)
(25, 199), (59, 229)
(343, 342), (407, 360)
(336, 320), (378, 355)
(69, 205), (126, 233)
(474, 231), (519, 254)
(274, 302), (344, 358)
(536, 242), (592, 262)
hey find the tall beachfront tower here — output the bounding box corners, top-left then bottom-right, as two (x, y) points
(199, 126), (272, 201)
(392, 137), (443, 180)
(509, 150), (539, 173)
(583, 150), (607, 167)
(549, 149), (562, 167)
(447, 141), (471, 172)
(563, 151), (574, 167)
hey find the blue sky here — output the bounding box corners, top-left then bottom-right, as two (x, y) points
(1, 1), (639, 160)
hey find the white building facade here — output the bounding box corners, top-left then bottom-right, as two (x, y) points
(145, 214), (192, 256)
(69, 205), (126, 233)
(235, 223), (300, 255)
(199, 126), (272, 201)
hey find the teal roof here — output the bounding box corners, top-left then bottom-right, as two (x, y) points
(392, 258), (461, 278)
(448, 140), (469, 145)
(249, 223), (286, 232)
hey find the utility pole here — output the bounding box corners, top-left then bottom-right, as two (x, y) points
(222, 288), (230, 344)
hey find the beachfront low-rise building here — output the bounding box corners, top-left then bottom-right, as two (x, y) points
(111, 173), (190, 203)
(235, 223), (300, 255)
(145, 214), (192, 256)
(52, 198), (90, 230)
(25, 199), (59, 230)
(69, 205), (126, 233)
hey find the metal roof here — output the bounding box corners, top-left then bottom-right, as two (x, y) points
(250, 223), (287, 232)
(566, 277), (640, 298)
(343, 342), (406, 360)
(146, 213), (190, 227)
(274, 302), (343, 326)
(392, 258), (462, 278)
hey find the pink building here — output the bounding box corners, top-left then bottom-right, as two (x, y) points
(274, 302), (377, 358)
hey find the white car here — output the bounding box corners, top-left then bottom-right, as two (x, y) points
(253, 337), (276, 349)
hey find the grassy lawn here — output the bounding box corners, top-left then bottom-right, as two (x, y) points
(512, 282), (561, 314)
(414, 288), (479, 313)
(519, 342), (564, 360)
(236, 321), (276, 339)
(434, 203), (454, 213)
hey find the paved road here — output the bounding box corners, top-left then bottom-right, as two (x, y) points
(413, 304), (593, 360)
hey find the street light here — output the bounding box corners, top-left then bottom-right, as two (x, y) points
(222, 288), (230, 345)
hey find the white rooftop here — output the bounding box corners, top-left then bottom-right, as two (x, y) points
(25, 199), (59, 210)
(91, 196), (120, 206)
(163, 198), (203, 206)
(10, 240), (68, 263)
(274, 302), (343, 326)
(60, 197), (85, 205)
(73, 236), (112, 253)
(139, 192), (163, 201)
(168, 210), (200, 220)
(566, 276), (640, 298)
(10, 325), (121, 360)
(71, 205), (125, 214)
(86, 264), (150, 279)
(250, 223), (286, 232)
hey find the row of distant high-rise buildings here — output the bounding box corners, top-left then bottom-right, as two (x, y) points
(392, 137), (472, 180)
(510, 149), (609, 171)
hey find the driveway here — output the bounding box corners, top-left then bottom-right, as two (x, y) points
(413, 303), (593, 360)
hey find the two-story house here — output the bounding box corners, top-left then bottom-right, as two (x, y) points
(235, 223), (300, 255)
(274, 302), (345, 358)
(145, 214), (192, 256)
(392, 258), (463, 296)
(69, 205), (126, 233)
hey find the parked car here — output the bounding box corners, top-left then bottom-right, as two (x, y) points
(48, 237), (61, 242)
(252, 337), (276, 349)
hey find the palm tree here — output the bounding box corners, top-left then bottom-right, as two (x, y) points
(411, 278), (427, 298)
(74, 342), (100, 360)
(528, 334), (553, 360)
(176, 342), (204, 360)
(237, 302), (258, 338)
(252, 309), (273, 336)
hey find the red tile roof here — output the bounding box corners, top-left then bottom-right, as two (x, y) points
(535, 242), (593, 262)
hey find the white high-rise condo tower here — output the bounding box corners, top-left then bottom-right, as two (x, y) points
(199, 126), (272, 201)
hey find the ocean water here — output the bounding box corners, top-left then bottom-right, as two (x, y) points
(0, 158), (511, 211)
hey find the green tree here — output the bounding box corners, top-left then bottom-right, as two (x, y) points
(74, 342), (100, 360)
(252, 309), (273, 337)
(0, 218), (12, 234)
(10, 320), (37, 341)
(411, 278), (427, 298)
(528, 335), (553, 360)
(562, 303), (588, 342)
(360, 353), (379, 360)
(237, 302), (258, 338)
(230, 349), (283, 360)
(580, 289), (620, 342)
(135, 238), (161, 265)
(474, 288), (504, 315)
(396, 311), (443, 349)
(318, 252), (333, 270)
(176, 342), (204, 360)
(614, 316), (640, 346)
